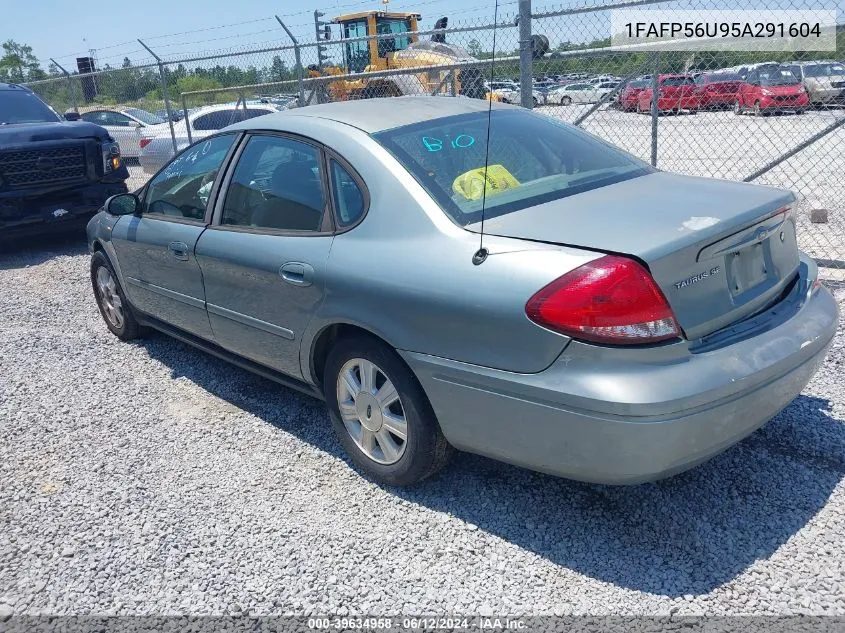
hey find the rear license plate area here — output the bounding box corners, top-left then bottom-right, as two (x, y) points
(727, 242), (769, 296)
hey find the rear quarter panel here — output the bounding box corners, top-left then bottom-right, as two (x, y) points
(239, 116), (602, 377)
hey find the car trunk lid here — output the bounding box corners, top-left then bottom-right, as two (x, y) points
(469, 172), (799, 341)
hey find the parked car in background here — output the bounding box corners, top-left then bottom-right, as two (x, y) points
(139, 102), (280, 174)
(619, 79), (650, 111)
(0, 83), (128, 241)
(548, 82), (616, 105)
(636, 75), (699, 114)
(735, 66), (808, 116)
(87, 96), (837, 487)
(784, 61), (845, 106)
(694, 72), (744, 110)
(79, 107), (169, 159)
(507, 87), (544, 106)
(154, 108), (185, 123)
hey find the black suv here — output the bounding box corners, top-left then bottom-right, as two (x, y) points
(0, 83), (129, 241)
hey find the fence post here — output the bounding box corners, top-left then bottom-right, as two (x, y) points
(650, 52), (659, 167)
(276, 15), (306, 107)
(518, 0), (533, 109)
(138, 39), (178, 155)
(50, 58), (78, 114)
(181, 94), (192, 145)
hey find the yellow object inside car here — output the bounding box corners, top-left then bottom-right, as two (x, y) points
(452, 164), (520, 201)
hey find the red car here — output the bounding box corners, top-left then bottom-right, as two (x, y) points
(735, 66), (809, 116)
(618, 79), (649, 111)
(636, 75), (700, 114)
(694, 72), (744, 110)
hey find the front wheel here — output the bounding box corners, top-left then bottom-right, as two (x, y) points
(733, 100), (743, 115)
(324, 336), (452, 486)
(753, 101), (763, 117)
(91, 251), (142, 341)
(560, 96), (572, 106)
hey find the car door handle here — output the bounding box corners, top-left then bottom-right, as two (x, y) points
(280, 262), (314, 287)
(168, 241), (190, 261)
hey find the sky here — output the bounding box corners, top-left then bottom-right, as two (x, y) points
(10, 0), (530, 70)
(9, 0), (837, 73)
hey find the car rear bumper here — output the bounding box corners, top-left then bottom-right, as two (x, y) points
(402, 256), (838, 484)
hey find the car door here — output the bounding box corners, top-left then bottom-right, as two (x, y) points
(741, 70), (759, 107)
(195, 132), (337, 379)
(110, 133), (239, 339)
(97, 111), (139, 156)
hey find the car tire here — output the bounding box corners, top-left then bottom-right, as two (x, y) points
(753, 101), (763, 117)
(796, 108), (806, 115)
(560, 96), (572, 106)
(90, 251), (142, 341)
(323, 335), (453, 486)
(733, 100), (742, 115)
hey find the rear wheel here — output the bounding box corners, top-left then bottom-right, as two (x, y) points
(753, 101), (763, 117)
(560, 96), (572, 106)
(91, 251), (142, 341)
(733, 100), (743, 115)
(323, 336), (452, 486)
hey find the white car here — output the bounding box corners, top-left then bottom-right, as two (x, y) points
(79, 107), (169, 159)
(503, 87), (544, 106)
(139, 103), (280, 175)
(548, 82), (617, 106)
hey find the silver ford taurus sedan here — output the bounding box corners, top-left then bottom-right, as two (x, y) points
(87, 96), (838, 486)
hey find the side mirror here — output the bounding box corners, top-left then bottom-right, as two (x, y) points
(64, 111), (80, 121)
(104, 193), (140, 216)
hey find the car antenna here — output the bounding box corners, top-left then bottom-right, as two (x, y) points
(472, 0), (499, 266)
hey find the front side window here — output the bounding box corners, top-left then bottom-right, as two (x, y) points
(221, 135), (325, 232)
(373, 109), (652, 226)
(376, 18), (412, 57)
(103, 112), (134, 127)
(144, 134), (235, 221)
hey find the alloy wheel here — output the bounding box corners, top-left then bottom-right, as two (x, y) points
(96, 266), (125, 329)
(336, 358), (408, 465)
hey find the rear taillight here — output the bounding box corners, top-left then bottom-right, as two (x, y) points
(139, 138), (152, 149)
(525, 255), (681, 345)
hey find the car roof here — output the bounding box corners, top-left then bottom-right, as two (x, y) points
(226, 96), (519, 134)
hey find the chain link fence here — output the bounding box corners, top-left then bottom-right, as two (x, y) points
(23, 0), (845, 268)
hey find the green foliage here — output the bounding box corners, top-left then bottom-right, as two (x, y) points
(0, 40), (45, 83)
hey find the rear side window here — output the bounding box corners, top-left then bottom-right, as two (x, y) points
(330, 160), (366, 227)
(372, 109), (651, 226)
(221, 135), (325, 232)
(193, 110), (237, 131)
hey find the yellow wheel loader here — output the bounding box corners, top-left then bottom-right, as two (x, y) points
(308, 12), (490, 102)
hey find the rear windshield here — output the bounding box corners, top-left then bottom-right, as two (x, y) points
(627, 80), (648, 88)
(125, 107), (165, 125)
(0, 90), (61, 125)
(372, 109), (652, 225)
(804, 63), (845, 77)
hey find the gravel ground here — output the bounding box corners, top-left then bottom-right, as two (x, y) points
(0, 237), (844, 618)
